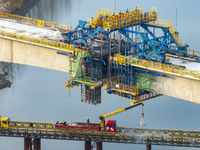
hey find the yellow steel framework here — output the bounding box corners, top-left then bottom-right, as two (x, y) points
(187, 49), (200, 57)
(0, 30), (82, 55)
(99, 103), (142, 131)
(113, 54), (200, 80)
(0, 12), (83, 55)
(103, 81), (139, 96)
(0, 12), (74, 30)
(130, 92), (162, 105)
(1, 127), (200, 147)
(103, 8), (157, 31)
(88, 8), (120, 28)
(145, 19), (182, 47)
(88, 8), (157, 31)
(5, 120), (200, 139)
(0, 120), (199, 148)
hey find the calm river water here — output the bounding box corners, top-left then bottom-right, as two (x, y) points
(0, 0), (200, 149)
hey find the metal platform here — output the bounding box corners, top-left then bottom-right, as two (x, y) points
(0, 125), (200, 148)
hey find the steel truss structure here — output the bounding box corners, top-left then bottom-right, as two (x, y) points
(1, 125), (200, 148)
(64, 7), (198, 104)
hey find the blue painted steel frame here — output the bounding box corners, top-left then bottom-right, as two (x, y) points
(64, 14), (189, 63)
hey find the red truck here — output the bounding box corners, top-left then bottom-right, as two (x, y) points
(55, 103), (142, 133)
(55, 119), (117, 133)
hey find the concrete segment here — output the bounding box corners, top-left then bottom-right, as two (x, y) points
(150, 75), (200, 103)
(0, 36), (200, 104)
(0, 36), (69, 73)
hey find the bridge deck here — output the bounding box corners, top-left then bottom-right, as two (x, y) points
(0, 12), (82, 55)
(1, 122), (200, 148)
(0, 12), (200, 104)
(113, 54), (200, 80)
(0, 18), (64, 41)
(167, 56), (200, 71)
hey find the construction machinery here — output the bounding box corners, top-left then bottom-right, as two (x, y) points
(55, 103), (142, 132)
(0, 116), (10, 128)
(99, 103), (142, 131)
(62, 7), (200, 106)
(0, 103), (142, 133)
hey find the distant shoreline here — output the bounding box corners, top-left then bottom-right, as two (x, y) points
(13, 0), (41, 16)
(0, 0), (41, 16)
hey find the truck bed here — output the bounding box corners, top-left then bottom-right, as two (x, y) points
(55, 121), (100, 131)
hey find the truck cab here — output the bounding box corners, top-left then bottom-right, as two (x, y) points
(0, 116), (10, 128)
(106, 120), (117, 132)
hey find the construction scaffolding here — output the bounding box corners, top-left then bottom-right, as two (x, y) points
(63, 7), (197, 105)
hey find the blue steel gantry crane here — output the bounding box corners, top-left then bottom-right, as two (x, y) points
(64, 7), (199, 105)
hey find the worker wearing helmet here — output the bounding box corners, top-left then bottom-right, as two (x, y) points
(87, 117), (90, 125)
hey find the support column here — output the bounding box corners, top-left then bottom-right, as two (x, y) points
(24, 137), (32, 150)
(146, 143), (151, 150)
(33, 138), (41, 150)
(96, 141), (102, 150)
(85, 140), (92, 150)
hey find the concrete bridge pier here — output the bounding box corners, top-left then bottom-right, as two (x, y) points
(146, 143), (151, 150)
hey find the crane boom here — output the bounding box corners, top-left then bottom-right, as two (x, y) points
(101, 103), (142, 119)
(99, 103), (142, 131)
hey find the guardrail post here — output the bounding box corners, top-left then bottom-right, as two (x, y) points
(33, 138), (41, 150)
(85, 140), (92, 150)
(146, 143), (151, 150)
(24, 137), (32, 150)
(96, 141), (102, 150)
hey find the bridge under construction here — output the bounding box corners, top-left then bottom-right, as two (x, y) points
(0, 8), (200, 104)
(0, 6), (200, 150)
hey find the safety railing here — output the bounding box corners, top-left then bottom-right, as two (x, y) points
(0, 127), (123, 141)
(0, 12), (74, 31)
(130, 92), (162, 105)
(2, 120), (200, 146)
(145, 19), (182, 47)
(105, 81), (139, 96)
(113, 54), (200, 80)
(100, 8), (119, 16)
(88, 8), (120, 28)
(73, 76), (96, 89)
(1, 127), (200, 147)
(104, 72), (153, 98)
(187, 49), (200, 57)
(103, 8), (157, 31)
(118, 127), (200, 138)
(10, 121), (55, 129)
(0, 30), (82, 55)
(8, 120), (200, 139)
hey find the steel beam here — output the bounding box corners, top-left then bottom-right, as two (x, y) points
(1, 127), (200, 148)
